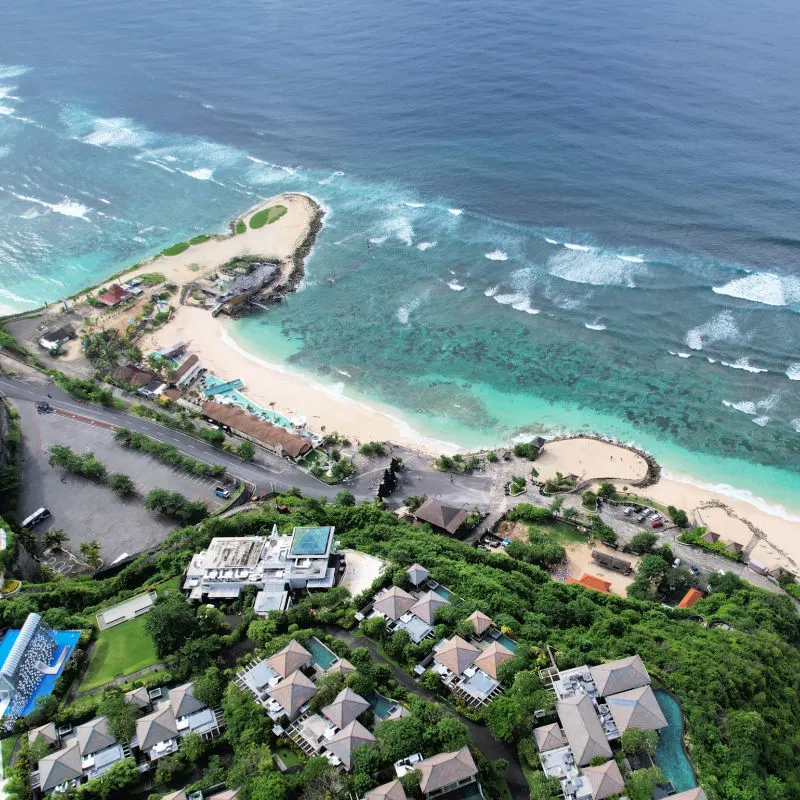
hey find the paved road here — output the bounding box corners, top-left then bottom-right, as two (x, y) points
(322, 627), (528, 800)
(0, 374), (494, 510)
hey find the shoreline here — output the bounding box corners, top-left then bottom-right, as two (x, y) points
(5, 192), (800, 571)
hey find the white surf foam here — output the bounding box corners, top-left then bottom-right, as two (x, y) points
(336, 369), (352, 378)
(144, 160), (176, 173)
(0, 86), (19, 100)
(318, 170), (344, 185)
(563, 242), (591, 251)
(719, 358), (768, 374)
(484, 285), (499, 297)
(585, 321), (607, 331)
(183, 168), (214, 180)
(792, 419), (800, 433)
(375, 216), (414, 247)
(712, 272), (800, 307)
(83, 116), (151, 148)
(0, 105), (14, 116)
(684, 310), (740, 351)
(511, 297), (540, 314)
(403, 202), (425, 208)
(546, 248), (645, 288)
(416, 241), (437, 251)
(785, 363), (800, 381)
(397, 295), (423, 324)
(448, 208), (463, 216)
(369, 236), (387, 245)
(618, 254), (644, 263)
(485, 250), (508, 261)
(544, 237), (559, 245)
(0, 286), (37, 305)
(0, 66), (29, 79)
(447, 282), (465, 292)
(752, 416), (770, 427)
(9, 191), (91, 220)
(722, 391), (780, 418)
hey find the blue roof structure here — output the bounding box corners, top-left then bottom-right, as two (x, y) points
(289, 526), (333, 557)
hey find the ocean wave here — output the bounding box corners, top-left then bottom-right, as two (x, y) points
(719, 357), (768, 374)
(375, 216), (414, 247)
(416, 241), (437, 251)
(684, 310), (741, 351)
(0, 86), (19, 101)
(786, 363), (800, 381)
(0, 65), (30, 79)
(618, 254), (644, 263)
(0, 105), (14, 116)
(563, 242), (591, 251)
(712, 271), (800, 307)
(144, 159), (176, 173)
(752, 416), (770, 427)
(0, 285), (37, 305)
(8, 191), (91, 220)
(484, 285), (499, 297)
(485, 250), (508, 261)
(82, 116), (152, 148)
(546, 248), (645, 288)
(584, 321), (607, 331)
(722, 391), (780, 417)
(668, 351), (692, 358)
(318, 170), (344, 185)
(182, 167), (214, 180)
(403, 202), (425, 208)
(336, 368), (352, 378)
(448, 208), (463, 216)
(447, 282), (465, 291)
(544, 237), (559, 245)
(492, 291), (538, 314)
(396, 295), (424, 324)
(792, 419), (800, 433)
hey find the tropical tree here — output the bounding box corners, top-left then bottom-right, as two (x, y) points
(79, 540), (102, 569)
(110, 473), (135, 497)
(44, 529), (68, 551)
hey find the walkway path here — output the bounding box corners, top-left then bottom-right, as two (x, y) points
(323, 627), (528, 800)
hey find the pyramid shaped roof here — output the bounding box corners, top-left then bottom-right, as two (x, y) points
(435, 636), (479, 675)
(556, 693), (612, 766)
(410, 590), (448, 624)
(473, 641), (514, 678)
(136, 706), (178, 751)
(39, 742), (82, 792)
(267, 640), (312, 678)
(671, 790), (708, 800)
(582, 760), (625, 799)
(590, 654), (651, 697)
(373, 586), (416, 621)
(76, 716), (116, 756)
(170, 683), (206, 718)
(365, 779), (407, 800)
(322, 687), (371, 728)
(28, 722), (58, 748)
(533, 723), (565, 752)
(407, 563), (430, 586)
(324, 720), (376, 770)
(161, 792), (188, 800)
(125, 686), (151, 710)
(606, 685), (668, 732)
(417, 746), (477, 794)
(268, 670), (318, 718)
(467, 610), (493, 636)
(326, 658), (356, 676)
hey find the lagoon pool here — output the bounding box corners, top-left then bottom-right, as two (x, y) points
(307, 637), (337, 670)
(654, 689), (697, 794)
(202, 374), (294, 429)
(369, 692), (398, 720)
(432, 585), (453, 601)
(494, 633), (518, 652)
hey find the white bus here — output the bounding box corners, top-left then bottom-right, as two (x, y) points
(21, 508), (50, 528)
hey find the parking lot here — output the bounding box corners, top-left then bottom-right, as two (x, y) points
(16, 402), (234, 570)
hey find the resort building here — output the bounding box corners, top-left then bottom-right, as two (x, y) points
(565, 574), (612, 594)
(0, 614), (80, 731)
(201, 400), (312, 459)
(416, 746), (481, 799)
(590, 550), (632, 574)
(37, 324), (76, 352)
(537, 654), (668, 800)
(672, 790), (708, 800)
(371, 583), (446, 643)
(364, 780), (407, 800)
(323, 719), (376, 770)
(406, 563), (430, 587)
(182, 525), (339, 604)
(677, 588), (704, 609)
(97, 284), (132, 307)
(412, 499), (468, 537)
(170, 354), (203, 389)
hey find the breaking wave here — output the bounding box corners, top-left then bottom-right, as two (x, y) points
(712, 271), (800, 307)
(485, 250), (509, 261)
(684, 310), (741, 351)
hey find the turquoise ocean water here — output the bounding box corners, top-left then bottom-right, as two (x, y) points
(1, 0), (799, 513)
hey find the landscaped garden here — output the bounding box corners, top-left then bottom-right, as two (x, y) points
(79, 615), (159, 691)
(249, 204), (288, 229)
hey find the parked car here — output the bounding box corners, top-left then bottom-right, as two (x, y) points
(651, 519), (664, 528)
(672, 557), (682, 567)
(623, 507), (634, 516)
(213, 487), (230, 499)
(690, 564), (701, 575)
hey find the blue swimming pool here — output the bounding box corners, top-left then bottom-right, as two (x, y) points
(202, 374), (294, 429)
(432, 585), (452, 601)
(369, 692), (399, 720)
(494, 633), (518, 652)
(653, 689), (697, 794)
(307, 637), (337, 670)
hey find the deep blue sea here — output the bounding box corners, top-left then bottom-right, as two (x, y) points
(1, 0), (800, 509)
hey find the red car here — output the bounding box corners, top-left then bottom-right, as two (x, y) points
(651, 519), (664, 528)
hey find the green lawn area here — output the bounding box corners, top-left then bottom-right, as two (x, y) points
(529, 519), (587, 545)
(235, 219), (246, 234)
(80, 616), (159, 692)
(2, 735), (19, 769)
(161, 241), (191, 256)
(156, 576), (181, 597)
(189, 234), (210, 245)
(274, 747), (303, 769)
(249, 204), (288, 229)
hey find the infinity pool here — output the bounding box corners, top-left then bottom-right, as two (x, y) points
(307, 637), (337, 670)
(653, 689), (697, 793)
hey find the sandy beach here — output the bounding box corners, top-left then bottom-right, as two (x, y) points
(49, 190), (800, 571)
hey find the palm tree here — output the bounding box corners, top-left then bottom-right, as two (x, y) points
(44, 529), (69, 552)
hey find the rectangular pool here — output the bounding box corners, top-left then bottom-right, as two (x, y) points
(307, 637), (338, 670)
(369, 692), (399, 720)
(495, 633), (518, 652)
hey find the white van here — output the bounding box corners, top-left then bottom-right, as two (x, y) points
(22, 508), (51, 528)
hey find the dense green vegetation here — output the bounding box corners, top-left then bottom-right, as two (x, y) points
(359, 441), (386, 457)
(189, 234), (210, 245)
(235, 218), (247, 234)
(249, 204), (288, 228)
(145, 488), (209, 524)
(48, 444), (108, 482)
(0, 403), (21, 519)
(50, 373), (116, 406)
(114, 427), (225, 477)
(513, 442), (541, 460)
(161, 241), (191, 256)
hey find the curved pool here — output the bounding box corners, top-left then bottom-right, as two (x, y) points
(653, 689), (697, 793)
